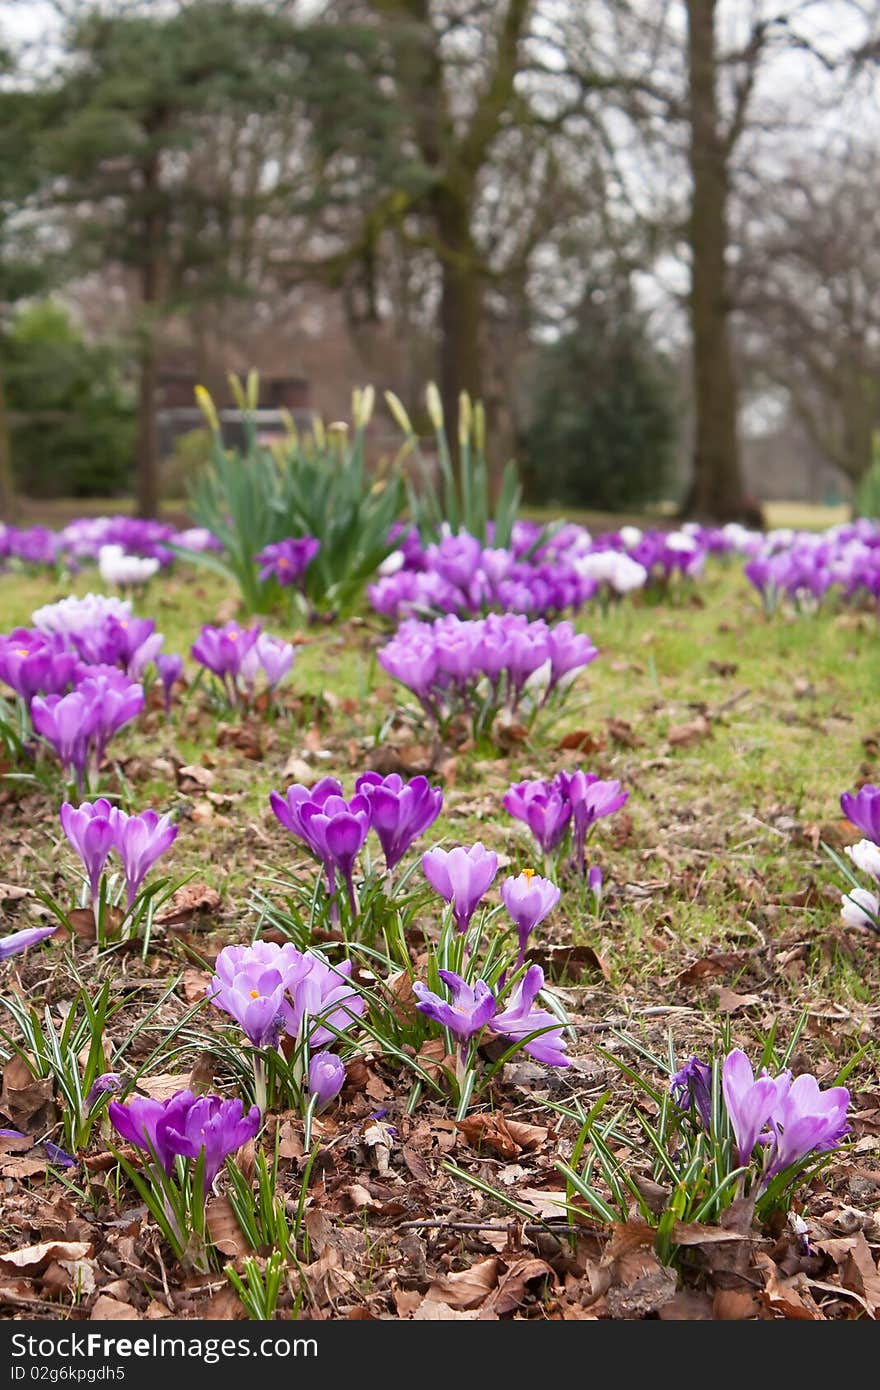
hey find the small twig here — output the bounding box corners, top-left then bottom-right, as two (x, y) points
(396, 1218), (579, 1235)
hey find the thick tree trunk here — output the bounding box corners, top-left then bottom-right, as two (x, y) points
(135, 328), (160, 519)
(683, 0), (748, 523)
(0, 373), (19, 521)
(433, 183), (484, 439)
(136, 150), (162, 519)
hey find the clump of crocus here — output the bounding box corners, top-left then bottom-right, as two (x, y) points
(721, 1048), (850, 1192)
(32, 671), (144, 791)
(60, 800), (178, 911)
(504, 768), (627, 875)
(207, 941), (364, 1113)
(377, 612), (598, 735)
(192, 621), (294, 706)
(500, 869), (560, 967)
(414, 964), (568, 1111)
(109, 1089), (261, 1188)
(270, 772), (442, 912)
(421, 842), (498, 934)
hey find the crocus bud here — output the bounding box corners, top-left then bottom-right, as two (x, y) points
(309, 1052), (346, 1112)
(458, 391), (472, 447)
(588, 865), (603, 904)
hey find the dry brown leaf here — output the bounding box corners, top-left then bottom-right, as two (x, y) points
(667, 715), (711, 747)
(206, 1196), (250, 1258)
(754, 1252), (825, 1320)
(424, 1256), (500, 1310)
(90, 1294), (139, 1321)
(456, 1113), (523, 1159)
(606, 717), (643, 748)
(156, 883), (221, 926)
(715, 988), (762, 1014)
(481, 1258), (556, 1317)
(557, 729), (606, 754)
(677, 952), (747, 988)
(0, 1241), (93, 1273)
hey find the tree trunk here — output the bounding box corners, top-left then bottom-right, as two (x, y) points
(682, 0), (748, 523)
(0, 373), (19, 521)
(136, 149), (162, 519)
(433, 182), (484, 440)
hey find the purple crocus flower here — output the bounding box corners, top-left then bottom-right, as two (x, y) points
(503, 779), (571, 855)
(722, 1049), (790, 1168)
(670, 1056), (713, 1130)
(31, 690), (100, 788)
(156, 653), (184, 714)
(588, 865), (603, 906)
(0, 925), (56, 960)
(355, 771), (443, 870)
(75, 669), (145, 762)
(86, 1073), (123, 1108)
(285, 953), (366, 1047)
(112, 809), (178, 905)
(59, 799), (117, 902)
(490, 965), (569, 1067)
(0, 629), (79, 702)
(240, 632), (295, 694)
(109, 1090), (261, 1188)
(764, 1073), (850, 1183)
(421, 842), (499, 933)
(298, 793), (371, 913)
(413, 969), (497, 1042)
(163, 1093), (261, 1187)
(207, 958), (294, 1048)
(308, 1052), (346, 1111)
(500, 869), (560, 967)
(108, 1093), (183, 1174)
(545, 622), (598, 687)
(255, 537), (320, 586)
(840, 784), (880, 845)
(555, 771), (628, 872)
(191, 622), (261, 699)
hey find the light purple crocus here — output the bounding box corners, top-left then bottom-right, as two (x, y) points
(0, 629), (79, 703)
(240, 633), (295, 695)
(356, 771), (443, 870)
(413, 969), (497, 1042)
(503, 779), (571, 856)
(59, 799), (117, 902)
(191, 622), (260, 701)
(0, 925), (56, 960)
(490, 965), (569, 1067)
(86, 1073), (123, 1107)
(555, 771), (628, 873)
(207, 958), (294, 1048)
(840, 784), (880, 845)
(112, 809), (178, 905)
(156, 653), (184, 714)
(670, 1056), (713, 1131)
(308, 1052), (346, 1112)
(588, 865), (603, 907)
(722, 1049), (790, 1168)
(501, 870), (560, 967)
(298, 793), (371, 913)
(421, 842), (499, 934)
(285, 953), (366, 1047)
(255, 537), (320, 587)
(764, 1073), (850, 1183)
(74, 669), (145, 764)
(31, 690), (100, 788)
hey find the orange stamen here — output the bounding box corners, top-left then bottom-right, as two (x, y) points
(522, 867), (536, 883)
